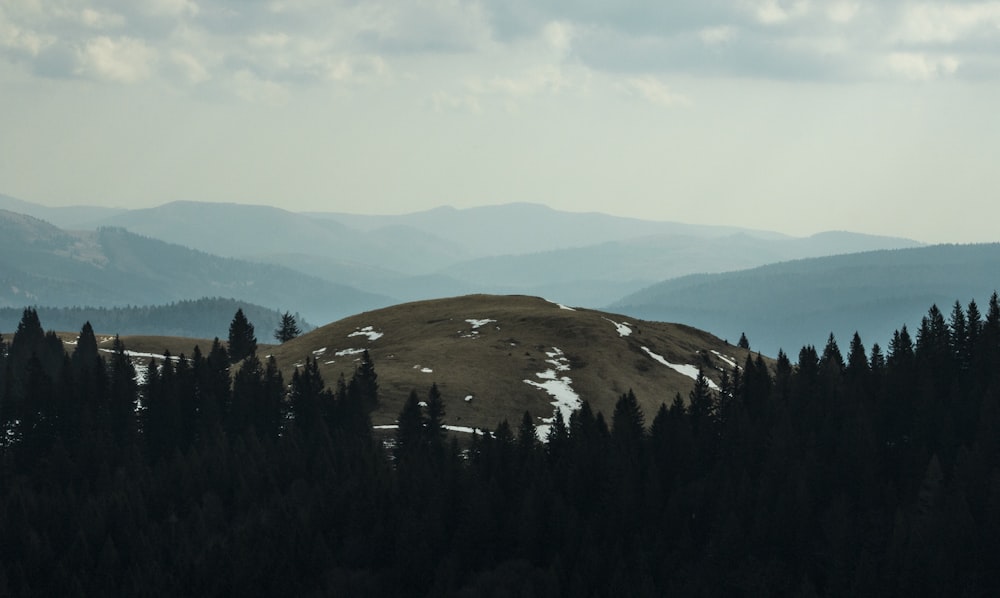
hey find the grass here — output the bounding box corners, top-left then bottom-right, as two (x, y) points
(38, 294), (760, 432)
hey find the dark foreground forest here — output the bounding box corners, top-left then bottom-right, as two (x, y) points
(3, 296), (1000, 596)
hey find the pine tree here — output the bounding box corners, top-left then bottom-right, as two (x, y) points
(273, 311), (301, 343)
(395, 390), (424, 462)
(227, 308), (257, 364)
(424, 383), (445, 449)
(354, 350), (379, 410)
(106, 335), (137, 449)
(737, 332), (750, 350)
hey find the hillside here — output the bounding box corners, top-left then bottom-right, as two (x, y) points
(611, 243), (1000, 356)
(266, 294), (755, 433)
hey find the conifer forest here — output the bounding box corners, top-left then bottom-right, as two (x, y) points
(4, 295), (1000, 596)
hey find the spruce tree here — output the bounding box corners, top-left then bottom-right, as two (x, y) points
(273, 311), (301, 343)
(227, 308), (257, 364)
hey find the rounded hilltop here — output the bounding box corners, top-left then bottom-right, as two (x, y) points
(267, 294), (756, 433)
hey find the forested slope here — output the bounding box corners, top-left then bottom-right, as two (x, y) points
(2, 293), (1000, 595)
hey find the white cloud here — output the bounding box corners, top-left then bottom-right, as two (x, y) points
(248, 32), (291, 49)
(886, 52), (960, 80)
(81, 9), (126, 30)
(894, 2), (1000, 44)
(75, 36), (156, 82)
(431, 90), (481, 113)
(171, 50), (209, 83)
(469, 65), (569, 99)
(621, 76), (690, 107)
(0, 21), (53, 56)
(230, 69), (290, 104)
(748, 0), (810, 25)
(542, 21), (574, 55)
(146, 0), (200, 18)
(699, 25), (736, 45)
(322, 54), (387, 81)
(826, 2), (860, 24)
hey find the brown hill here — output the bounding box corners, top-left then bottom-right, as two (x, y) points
(268, 294), (754, 433)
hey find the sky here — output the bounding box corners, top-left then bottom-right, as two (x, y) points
(1, 0), (999, 243)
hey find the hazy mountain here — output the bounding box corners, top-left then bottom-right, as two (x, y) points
(306, 202), (794, 255)
(5, 195), (928, 316)
(266, 294), (756, 432)
(93, 200), (468, 273)
(611, 243), (1000, 356)
(437, 231), (924, 306)
(0, 193), (127, 229)
(0, 210), (393, 325)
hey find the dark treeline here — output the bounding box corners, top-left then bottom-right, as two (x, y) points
(0, 298), (312, 340)
(3, 295), (1000, 596)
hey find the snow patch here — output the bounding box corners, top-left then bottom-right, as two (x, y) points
(603, 317), (633, 337)
(711, 350), (738, 369)
(335, 348), (365, 356)
(642, 346), (720, 391)
(544, 298), (576, 311)
(464, 395), (474, 402)
(413, 365), (433, 373)
(324, 360), (336, 365)
(312, 347), (327, 356)
(373, 424), (485, 436)
(98, 349), (183, 362)
(349, 326), (383, 341)
(466, 318), (495, 329)
(524, 347), (581, 441)
(418, 401), (428, 408)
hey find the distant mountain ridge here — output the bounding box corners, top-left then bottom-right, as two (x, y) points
(0, 193), (931, 342)
(612, 243), (1000, 356)
(0, 209), (392, 327)
(70, 195), (923, 307)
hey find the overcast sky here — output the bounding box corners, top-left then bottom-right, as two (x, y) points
(2, 1), (998, 243)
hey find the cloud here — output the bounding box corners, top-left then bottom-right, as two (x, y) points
(81, 9), (126, 30)
(75, 36), (156, 82)
(699, 26), (736, 45)
(3, 0), (1000, 95)
(170, 49), (209, 83)
(229, 68), (290, 104)
(893, 2), (1000, 44)
(620, 76), (691, 107)
(886, 51), (960, 80)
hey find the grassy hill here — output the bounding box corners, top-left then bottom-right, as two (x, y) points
(29, 294), (755, 435)
(266, 294), (754, 433)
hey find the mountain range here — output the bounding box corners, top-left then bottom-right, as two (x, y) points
(5, 192), (991, 356)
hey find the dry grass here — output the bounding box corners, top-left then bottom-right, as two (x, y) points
(268, 294), (758, 431)
(42, 294), (760, 432)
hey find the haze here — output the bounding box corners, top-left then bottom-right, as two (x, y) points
(2, 1), (999, 244)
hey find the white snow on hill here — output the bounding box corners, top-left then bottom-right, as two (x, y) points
(373, 424), (485, 435)
(711, 350), (738, 369)
(349, 326), (383, 341)
(641, 346), (721, 391)
(603, 317), (632, 337)
(524, 347), (581, 440)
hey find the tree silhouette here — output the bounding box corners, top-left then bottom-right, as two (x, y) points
(273, 311), (301, 343)
(227, 308), (257, 363)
